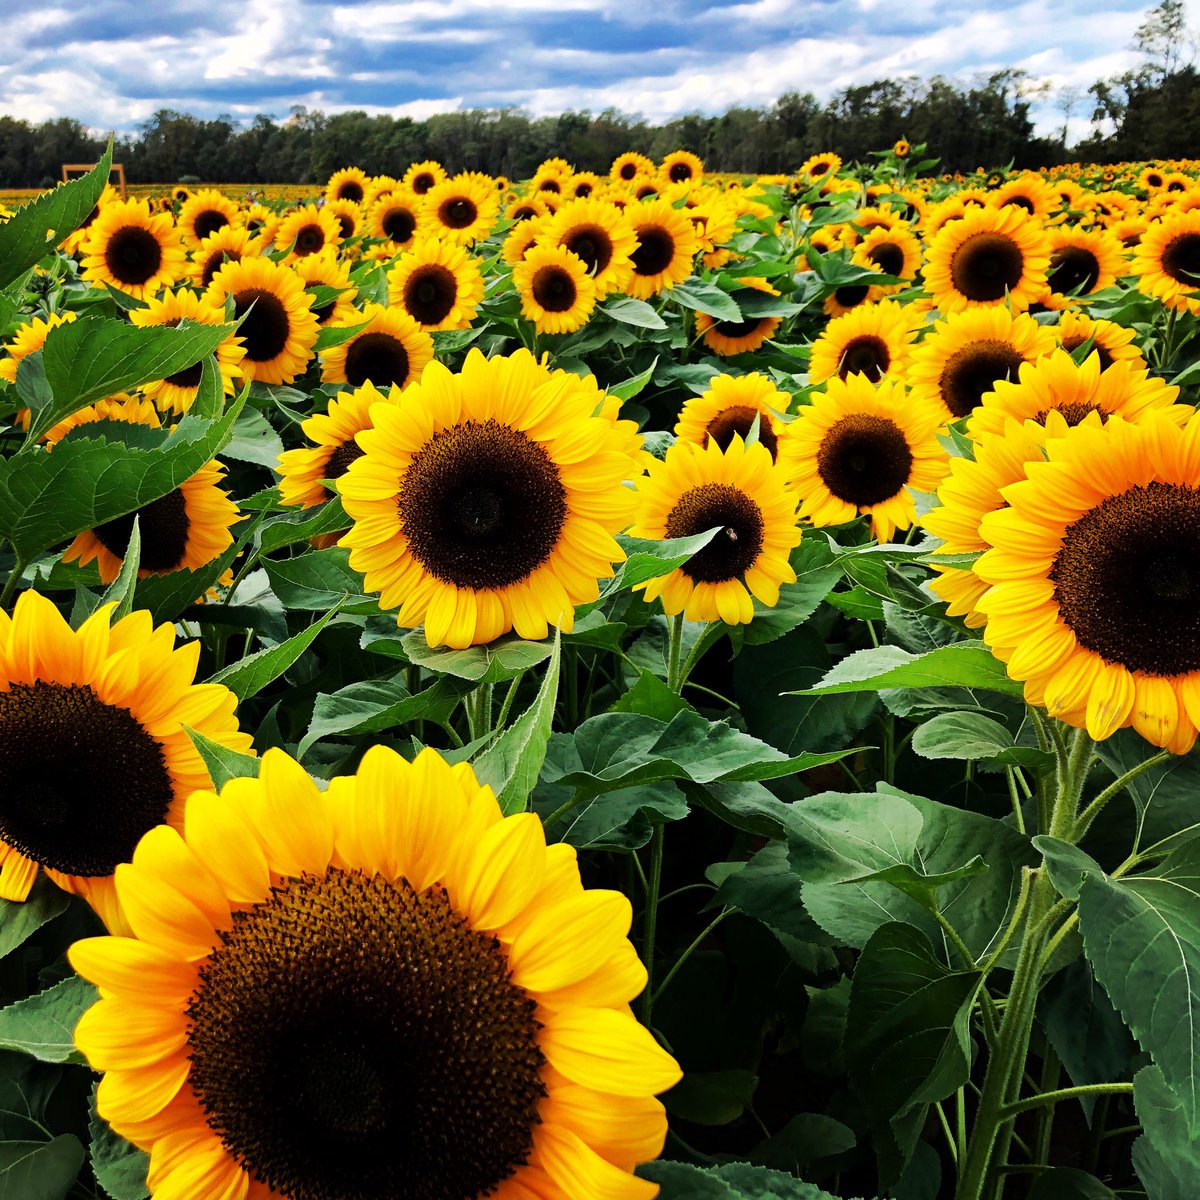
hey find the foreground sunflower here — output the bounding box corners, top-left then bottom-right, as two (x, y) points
(631, 436), (801, 625)
(975, 412), (1200, 752)
(1055, 309), (1146, 372)
(368, 189), (423, 251)
(80, 199), (184, 300)
(53, 397), (240, 584)
(422, 173), (500, 245)
(1132, 207), (1200, 314)
(906, 306), (1058, 422)
(339, 349), (644, 648)
(789, 376), (950, 541)
(387, 238), (485, 331)
(966, 349), (1183, 442)
(695, 277), (782, 357)
(72, 744), (680, 1200)
(274, 203), (343, 262)
(673, 372), (795, 469)
(319, 302), (434, 390)
(188, 224), (255, 291)
(541, 197), (637, 297)
(177, 189), (239, 247)
(923, 205), (1051, 314)
(626, 198), (700, 300)
(1042, 224), (1126, 308)
(204, 256), (319, 386)
(0, 590), (249, 928)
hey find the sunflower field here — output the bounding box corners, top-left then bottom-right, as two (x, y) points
(0, 137), (1197, 1200)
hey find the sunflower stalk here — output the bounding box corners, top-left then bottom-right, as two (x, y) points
(955, 724), (1095, 1200)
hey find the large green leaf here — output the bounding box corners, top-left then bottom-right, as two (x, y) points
(262, 547), (374, 613)
(639, 1159), (850, 1200)
(1028, 1169), (1118, 1199)
(0, 1053), (61, 1142)
(911, 711), (1050, 771)
(88, 1084), (149, 1200)
(800, 786), (1036, 960)
(0, 878), (70, 960)
(402, 631), (553, 683)
(741, 539), (841, 645)
(1133, 1064), (1200, 1200)
(1079, 836), (1200, 1133)
(0, 392), (247, 560)
(0, 976), (98, 1064)
(846, 922), (981, 1186)
(20, 316), (235, 444)
(794, 641), (1022, 698)
(0, 143), (112, 287)
(472, 632), (560, 814)
(0, 1135), (85, 1200)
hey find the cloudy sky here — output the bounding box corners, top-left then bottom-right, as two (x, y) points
(1, 0), (1194, 142)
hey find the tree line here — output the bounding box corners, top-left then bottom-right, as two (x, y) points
(0, 2), (1193, 188)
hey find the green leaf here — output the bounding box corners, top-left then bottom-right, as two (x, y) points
(582, 529), (720, 611)
(602, 297), (667, 330)
(220, 408), (285, 468)
(297, 677), (471, 759)
(793, 641), (1022, 698)
(800, 786), (1036, 960)
(607, 357), (658, 401)
(742, 539), (841, 645)
(638, 1159), (849, 1200)
(0, 1135), (85, 1200)
(99, 516), (141, 621)
(208, 599), (345, 702)
(313, 318), (372, 351)
(401, 632), (553, 684)
(1133, 1064), (1199, 1200)
(0, 1053), (61, 1142)
(1034, 835), (1105, 902)
(1028, 1169), (1117, 1199)
(89, 1084), (149, 1200)
(473, 630), (560, 814)
(847, 922), (981, 1185)
(749, 1113), (856, 1174)
(258, 499), (348, 554)
(0, 142), (112, 287)
(184, 726), (260, 789)
(713, 842), (835, 945)
(848, 857), (988, 912)
(1079, 837), (1200, 1133)
(0, 391), (247, 561)
(0, 976), (97, 1064)
(23, 316), (235, 444)
(608, 670), (690, 720)
(911, 711), (1050, 770)
(0, 878), (70, 960)
(263, 547), (373, 613)
(671, 279), (743, 322)
(664, 1069), (758, 1126)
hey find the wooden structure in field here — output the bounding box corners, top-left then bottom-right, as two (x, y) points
(61, 163), (126, 198)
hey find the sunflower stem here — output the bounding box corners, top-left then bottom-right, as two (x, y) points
(493, 672), (523, 733)
(1073, 748), (1172, 841)
(665, 613), (685, 694)
(638, 822), (666, 1024)
(0, 556), (27, 611)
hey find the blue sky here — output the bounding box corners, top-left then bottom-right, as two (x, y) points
(1, 0), (1193, 143)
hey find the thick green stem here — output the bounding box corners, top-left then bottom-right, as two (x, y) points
(0, 556), (28, 611)
(1074, 748), (1172, 841)
(638, 823), (666, 1023)
(1000, 1081), (1132, 1119)
(665, 613), (685, 694)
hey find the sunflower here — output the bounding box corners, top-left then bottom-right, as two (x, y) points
(611, 152), (655, 184)
(368, 189), (423, 252)
(660, 150), (704, 186)
(204, 256), (319, 386)
(241, 202), (280, 250)
(630, 436), (801, 625)
(569, 171), (601, 199)
(0, 310), (77, 387)
(278, 381), (399, 511)
(506, 195), (550, 224)
(799, 153), (841, 185)
(404, 160), (448, 196)
(422, 174), (500, 246)
(129, 289), (246, 415)
(275, 203), (343, 262)
(624, 198), (699, 300)
(808, 297), (918, 385)
(923, 205), (1051, 314)
(324, 166), (369, 205)
(991, 173), (1060, 222)
(177, 189), (240, 248)
(967, 349), (1183, 442)
(72, 743), (678, 1200)
(1139, 166), (1167, 194)
(55, 397), (239, 585)
(62, 183), (119, 255)
(851, 225), (922, 285)
(325, 198), (363, 241)
(1055, 309), (1146, 372)
(788, 375), (950, 541)
(1133, 208), (1200, 314)
(188, 224), (255, 291)
(319, 302), (434, 391)
(974, 412), (1200, 752)
(0, 589), (249, 928)
(1043, 225), (1127, 308)
(293, 248), (359, 327)
(923, 416), (1051, 627)
(906, 306), (1058, 422)
(513, 245), (597, 335)
(541, 197), (637, 298)
(695, 277), (781, 356)
(893, 139), (910, 158)
(339, 349), (643, 648)
(673, 372), (797, 471)
(80, 200), (185, 300)
(387, 238), (485, 331)
(503, 216), (550, 266)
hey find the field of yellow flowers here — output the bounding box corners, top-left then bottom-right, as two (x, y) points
(0, 140), (1197, 1200)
